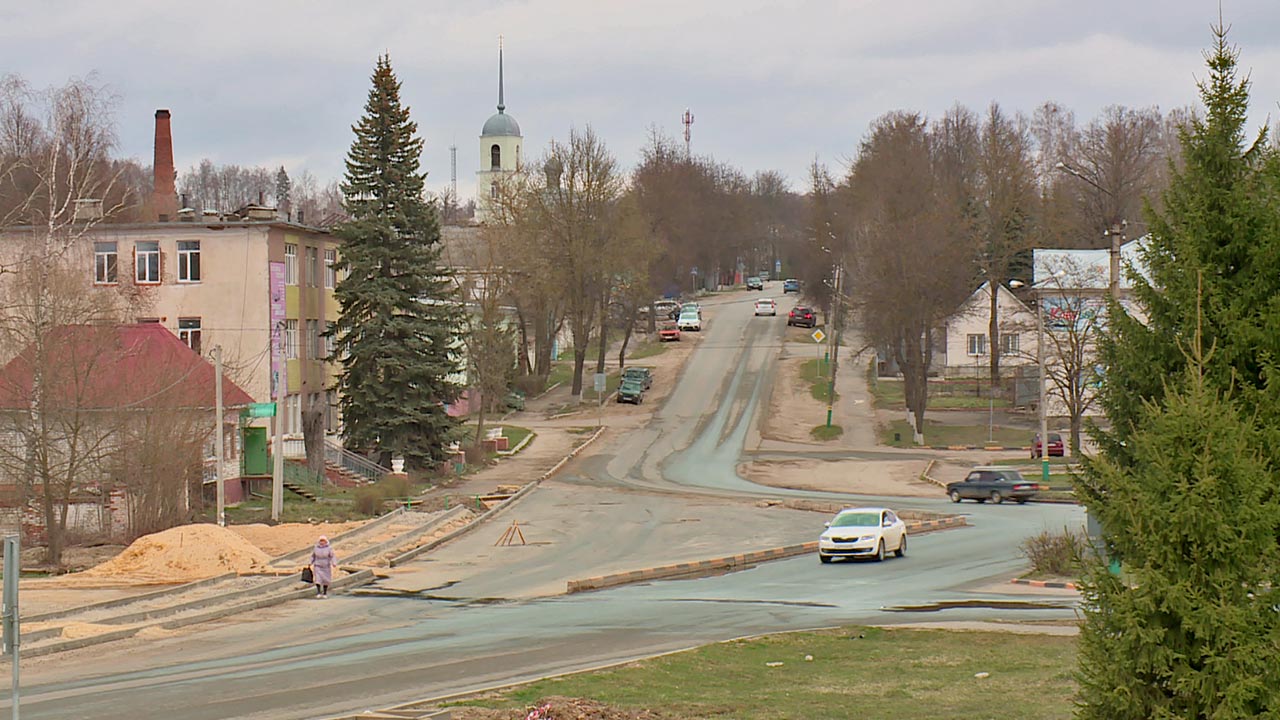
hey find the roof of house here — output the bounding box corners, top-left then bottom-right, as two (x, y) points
(1034, 235), (1150, 289)
(0, 324), (255, 411)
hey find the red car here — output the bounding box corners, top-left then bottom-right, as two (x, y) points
(658, 323), (681, 342)
(1032, 432), (1065, 458)
(787, 306), (816, 328)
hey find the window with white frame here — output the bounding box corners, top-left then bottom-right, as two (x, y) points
(284, 319), (299, 359)
(177, 240), (201, 282)
(324, 321), (336, 358)
(324, 249), (337, 288)
(94, 241), (117, 284)
(135, 241), (160, 283)
(966, 333), (987, 356)
(306, 319), (320, 359)
(284, 244), (298, 285)
(178, 317), (202, 354)
(1001, 333), (1019, 355)
(305, 247), (318, 287)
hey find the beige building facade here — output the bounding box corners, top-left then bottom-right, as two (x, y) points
(1, 218), (341, 451)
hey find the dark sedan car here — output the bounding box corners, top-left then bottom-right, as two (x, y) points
(746, 276), (764, 290)
(787, 305), (817, 328)
(946, 467), (1046, 504)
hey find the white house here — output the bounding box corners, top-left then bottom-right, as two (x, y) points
(940, 281), (1036, 378)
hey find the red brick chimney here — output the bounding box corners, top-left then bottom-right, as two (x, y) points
(152, 109), (178, 222)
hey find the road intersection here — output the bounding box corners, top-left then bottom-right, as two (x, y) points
(7, 287), (1082, 720)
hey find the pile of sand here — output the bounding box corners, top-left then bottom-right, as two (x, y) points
(79, 524), (272, 583)
(229, 521), (365, 558)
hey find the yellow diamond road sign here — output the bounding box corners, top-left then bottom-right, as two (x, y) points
(811, 329), (826, 344)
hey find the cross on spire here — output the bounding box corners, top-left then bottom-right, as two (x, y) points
(497, 35), (506, 113)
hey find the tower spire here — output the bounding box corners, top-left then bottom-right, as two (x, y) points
(497, 35), (505, 114)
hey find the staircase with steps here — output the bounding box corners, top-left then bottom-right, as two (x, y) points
(282, 480), (319, 501)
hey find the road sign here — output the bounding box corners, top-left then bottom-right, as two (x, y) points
(593, 373), (606, 393)
(811, 329), (826, 344)
(246, 402), (277, 418)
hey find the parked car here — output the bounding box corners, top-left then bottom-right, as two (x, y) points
(746, 276), (764, 291)
(787, 306), (816, 328)
(1032, 432), (1065, 458)
(617, 378), (646, 404)
(754, 298), (777, 316)
(677, 310), (702, 331)
(783, 278), (800, 293)
(680, 302), (702, 319)
(622, 366), (653, 390)
(653, 300), (680, 318)
(818, 507), (907, 563)
(658, 322), (681, 342)
(504, 390), (526, 411)
(946, 467), (1046, 504)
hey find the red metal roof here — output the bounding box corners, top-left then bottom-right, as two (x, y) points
(0, 324), (255, 411)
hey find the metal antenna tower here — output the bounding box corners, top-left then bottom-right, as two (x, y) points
(449, 143), (457, 202)
(682, 108), (694, 159)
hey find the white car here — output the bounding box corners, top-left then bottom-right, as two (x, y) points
(754, 298), (777, 316)
(677, 310), (702, 331)
(818, 507), (907, 563)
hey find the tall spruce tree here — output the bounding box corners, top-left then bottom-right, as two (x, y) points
(1078, 23), (1280, 718)
(331, 55), (462, 468)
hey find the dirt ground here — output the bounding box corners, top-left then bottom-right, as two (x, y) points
(761, 357), (819, 444)
(740, 457), (941, 498)
(450, 696), (673, 719)
(229, 521), (365, 558)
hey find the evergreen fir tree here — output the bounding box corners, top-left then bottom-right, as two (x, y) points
(276, 166), (292, 216)
(330, 55), (462, 467)
(1077, 340), (1280, 718)
(1090, 23), (1280, 486)
(1079, 22), (1280, 718)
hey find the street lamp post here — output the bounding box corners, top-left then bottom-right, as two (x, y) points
(1012, 274), (1062, 484)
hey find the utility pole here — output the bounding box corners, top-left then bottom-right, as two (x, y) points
(826, 264), (842, 427)
(214, 345), (225, 527)
(271, 324), (284, 521)
(1106, 221), (1126, 301)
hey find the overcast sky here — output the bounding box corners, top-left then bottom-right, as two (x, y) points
(4, 1), (1280, 202)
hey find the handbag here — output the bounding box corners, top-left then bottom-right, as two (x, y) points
(301, 565), (314, 584)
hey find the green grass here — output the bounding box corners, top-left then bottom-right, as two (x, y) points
(880, 419), (1031, 448)
(545, 363), (573, 390)
(810, 424), (844, 441)
(628, 340), (669, 360)
(449, 625), (1078, 719)
(502, 424), (533, 449)
(871, 377), (1011, 410)
(800, 358), (839, 402)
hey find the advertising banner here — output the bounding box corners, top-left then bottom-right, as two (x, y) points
(269, 261), (287, 398)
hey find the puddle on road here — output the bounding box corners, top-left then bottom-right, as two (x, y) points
(884, 599), (1075, 613)
(663, 598), (837, 608)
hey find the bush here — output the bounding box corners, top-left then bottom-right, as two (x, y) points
(810, 424), (844, 441)
(376, 474), (413, 500)
(1020, 528), (1088, 577)
(353, 487), (384, 516)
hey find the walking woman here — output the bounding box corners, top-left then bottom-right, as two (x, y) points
(310, 535), (337, 598)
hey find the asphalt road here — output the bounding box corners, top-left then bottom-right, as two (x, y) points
(4, 286), (1083, 720)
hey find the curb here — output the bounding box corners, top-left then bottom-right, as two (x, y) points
(388, 426), (606, 567)
(1011, 578), (1078, 590)
(928, 445), (1029, 452)
(495, 430), (536, 456)
(566, 516), (967, 594)
(21, 572), (236, 625)
(272, 506), (409, 565)
(919, 459), (946, 489)
(23, 569), (377, 659)
(344, 506), (470, 566)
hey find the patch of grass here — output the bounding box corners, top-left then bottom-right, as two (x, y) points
(628, 340), (669, 360)
(545, 363), (573, 390)
(800, 358), (839, 403)
(503, 424), (533, 445)
(582, 372), (621, 401)
(810, 424), (844, 441)
(449, 625), (1077, 719)
(879, 419), (1031, 448)
(871, 377), (1011, 410)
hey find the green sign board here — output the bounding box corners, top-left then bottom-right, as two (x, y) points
(245, 402), (277, 418)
